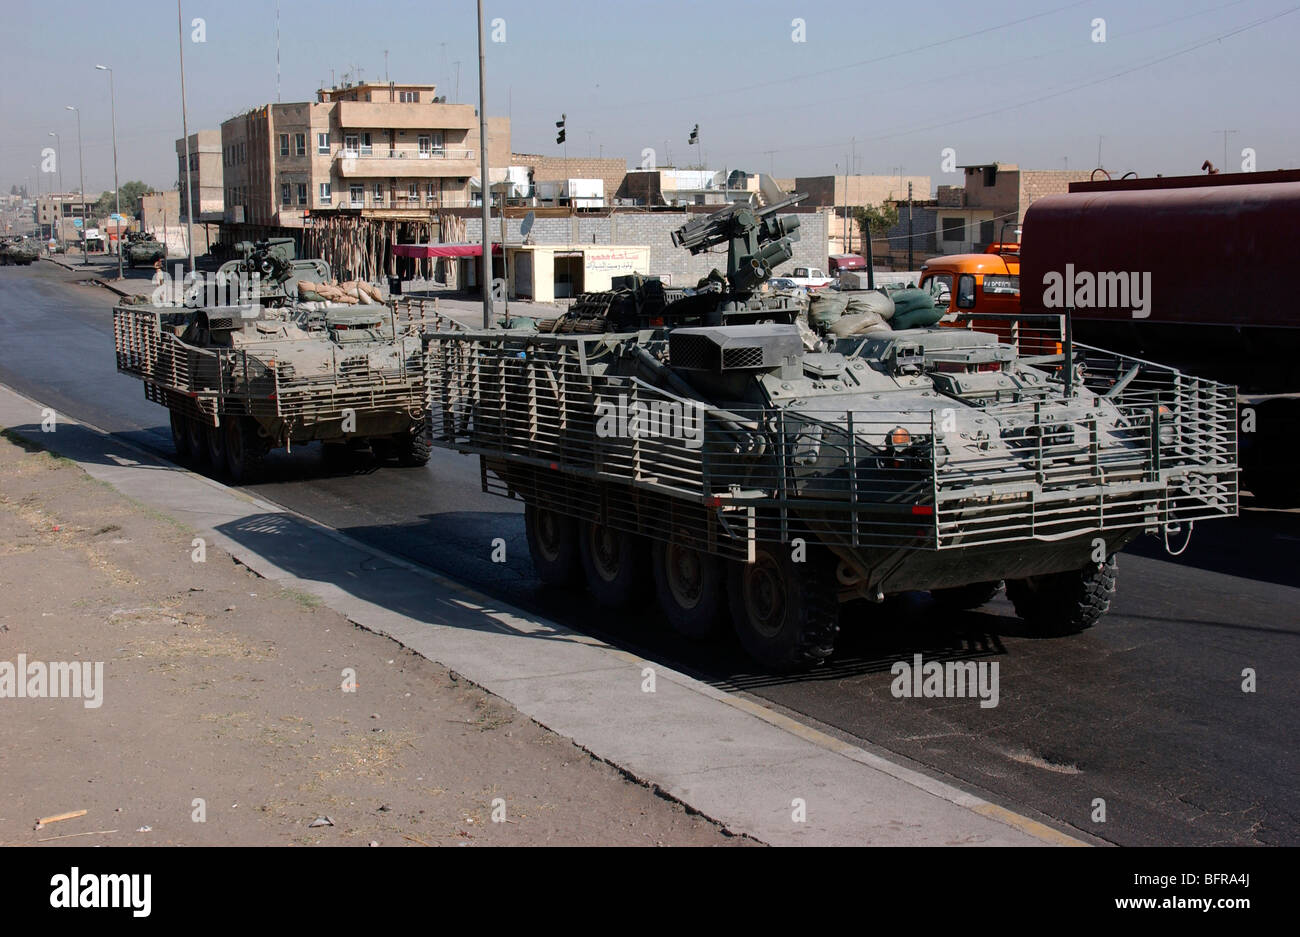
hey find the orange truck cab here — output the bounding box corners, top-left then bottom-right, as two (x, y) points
(917, 243), (1021, 318)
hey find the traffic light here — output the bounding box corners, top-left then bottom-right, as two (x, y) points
(556, 114), (566, 146)
(688, 124), (699, 145)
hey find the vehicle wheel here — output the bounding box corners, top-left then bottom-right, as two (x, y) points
(224, 417), (270, 484)
(726, 543), (839, 672)
(394, 418), (432, 467)
(525, 504), (581, 586)
(169, 410), (191, 460)
(652, 535), (726, 638)
(185, 416), (208, 465)
(1005, 556), (1117, 636)
(204, 420), (227, 474)
(931, 580), (1003, 611)
(578, 519), (650, 607)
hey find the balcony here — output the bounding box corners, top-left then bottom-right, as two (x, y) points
(336, 191), (473, 213)
(336, 100), (476, 131)
(335, 144), (475, 178)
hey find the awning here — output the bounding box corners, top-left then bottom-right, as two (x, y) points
(393, 242), (502, 259)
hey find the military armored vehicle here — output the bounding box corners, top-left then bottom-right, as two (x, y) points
(123, 231), (167, 268)
(0, 236), (40, 265)
(423, 199), (1238, 671)
(114, 282), (439, 483)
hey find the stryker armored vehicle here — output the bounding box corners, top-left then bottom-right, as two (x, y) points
(0, 236), (40, 265)
(123, 231), (167, 268)
(114, 288), (442, 483)
(212, 238), (331, 306)
(423, 199), (1238, 671)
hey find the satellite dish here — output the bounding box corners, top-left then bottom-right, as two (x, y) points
(520, 210), (535, 244)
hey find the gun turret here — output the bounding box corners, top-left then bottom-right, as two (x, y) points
(670, 193), (805, 295)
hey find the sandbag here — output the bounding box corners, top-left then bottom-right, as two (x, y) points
(829, 310), (891, 337)
(808, 291), (849, 329)
(888, 288), (936, 317)
(844, 291), (895, 321)
(891, 304), (944, 329)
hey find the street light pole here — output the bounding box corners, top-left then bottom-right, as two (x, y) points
(178, 0), (195, 273)
(476, 0), (491, 328)
(66, 106), (87, 267)
(49, 132), (64, 252)
(96, 65), (123, 279)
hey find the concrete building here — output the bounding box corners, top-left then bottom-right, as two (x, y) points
(788, 173), (932, 210)
(959, 162), (1096, 226)
(33, 193), (87, 243)
(219, 81), (511, 242)
(512, 153), (627, 205)
(175, 130), (224, 223)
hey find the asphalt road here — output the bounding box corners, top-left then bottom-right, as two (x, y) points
(3, 261), (1296, 846)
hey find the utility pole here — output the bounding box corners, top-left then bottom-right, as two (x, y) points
(95, 64), (122, 279)
(1216, 130), (1238, 173)
(66, 106), (87, 266)
(178, 0), (195, 273)
(907, 181), (914, 271)
(1096, 135), (1104, 170)
(841, 160), (848, 255)
(476, 0), (492, 328)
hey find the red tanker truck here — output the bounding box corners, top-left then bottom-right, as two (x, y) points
(1020, 169), (1300, 505)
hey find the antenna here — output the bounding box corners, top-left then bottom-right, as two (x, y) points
(275, 0), (281, 102)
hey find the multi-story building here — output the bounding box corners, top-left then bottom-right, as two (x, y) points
(175, 130), (224, 222)
(958, 162), (1096, 226)
(219, 81), (510, 243)
(33, 193), (88, 243)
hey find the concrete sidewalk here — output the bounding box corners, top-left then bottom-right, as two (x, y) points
(0, 382), (1087, 846)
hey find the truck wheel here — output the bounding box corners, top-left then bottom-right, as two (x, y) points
(185, 416), (208, 465)
(727, 544), (839, 672)
(169, 410), (191, 460)
(578, 520), (649, 607)
(525, 504), (581, 586)
(652, 536), (726, 639)
(204, 421), (227, 475)
(931, 580), (1003, 611)
(224, 417), (270, 484)
(1005, 556), (1117, 636)
(395, 418), (432, 467)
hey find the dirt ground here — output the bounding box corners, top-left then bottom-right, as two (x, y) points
(0, 431), (748, 846)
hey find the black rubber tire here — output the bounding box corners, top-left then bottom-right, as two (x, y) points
(525, 504), (581, 586)
(577, 520), (650, 607)
(204, 420), (227, 475)
(931, 580), (1003, 611)
(169, 410), (191, 460)
(651, 536), (727, 639)
(1005, 556), (1117, 636)
(395, 418), (432, 467)
(726, 543), (839, 672)
(185, 416), (209, 465)
(224, 416), (270, 485)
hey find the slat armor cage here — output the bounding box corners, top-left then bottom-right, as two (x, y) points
(424, 328), (1237, 563)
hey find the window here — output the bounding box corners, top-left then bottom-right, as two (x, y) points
(294, 133), (306, 156)
(408, 182), (419, 199)
(319, 182), (331, 205)
(399, 90), (420, 103)
(956, 274), (976, 309)
(941, 217), (966, 243)
(426, 182), (437, 200)
(297, 183), (307, 205)
(349, 184), (363, 207)
(922, 272), (953, 307)
(344, 134), (358, 155)
(417, 135), (431, 158)
(240, 142), (246, 163)
(373, 183), (384, 203)
(359, 132), (372, 156)
(279, 133), (289, 156)
(281, 183), (291, 205)
(317, 132), (330, 155)
(979, 220), (995, 244)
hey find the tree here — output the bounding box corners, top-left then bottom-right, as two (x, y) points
(91, 180), (151, 219)
(852, 202), (898, 248)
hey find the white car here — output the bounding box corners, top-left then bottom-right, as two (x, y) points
(787, 266), (833, 290)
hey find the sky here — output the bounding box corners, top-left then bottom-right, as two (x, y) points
(2, 0), (1298, 197)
